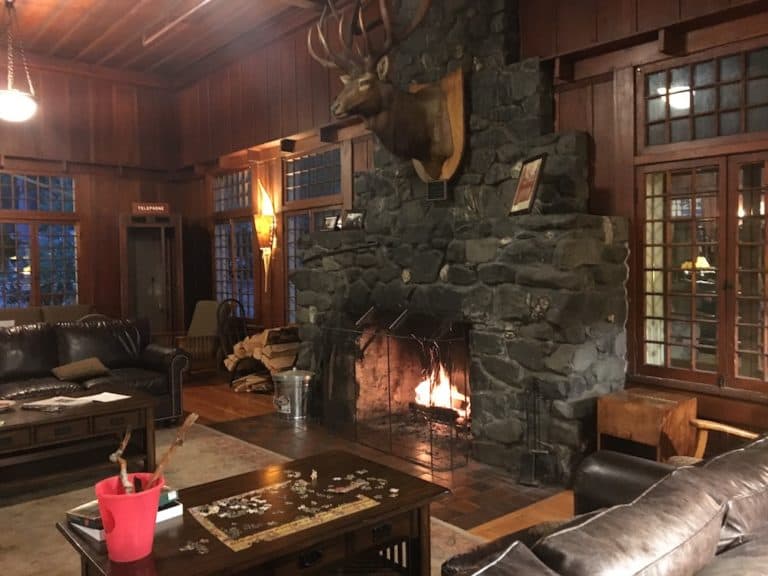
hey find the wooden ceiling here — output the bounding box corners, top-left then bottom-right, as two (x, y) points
(10, 0), (323, 80)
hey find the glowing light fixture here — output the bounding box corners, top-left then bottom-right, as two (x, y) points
(0, 0), (36, 123)
(254, 179), (276, 292)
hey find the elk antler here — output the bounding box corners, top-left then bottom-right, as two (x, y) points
(308, 0), (433, 73)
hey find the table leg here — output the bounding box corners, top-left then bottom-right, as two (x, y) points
(415, 505), (431, 575)
(145, 405), (156, 472)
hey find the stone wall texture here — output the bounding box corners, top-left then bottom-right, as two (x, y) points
(292, 0), (628, 480)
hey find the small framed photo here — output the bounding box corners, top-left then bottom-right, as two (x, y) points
(342, 210), (366, 230)
(321, 213), (341, 231)
(510, 154), (546, 214)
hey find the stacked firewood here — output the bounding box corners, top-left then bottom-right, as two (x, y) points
(225, 326), (301, 392)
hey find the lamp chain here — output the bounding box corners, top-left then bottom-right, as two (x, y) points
(5, 4), (13, 91)
(5, 0), (33, 96)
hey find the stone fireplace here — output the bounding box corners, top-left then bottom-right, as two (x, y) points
(291, 0), (629, 481)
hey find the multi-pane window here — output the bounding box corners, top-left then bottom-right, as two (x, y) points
(0, 174), (75, 211)
(641, 155), (768, 391)
(213, 169), (251, 212)
(284, 149), (341, 202)
(282, 147), (343, 324)
(645, 47), (768, 145)
(642, 166), (720, 373)
(214, 221), (255, 319)
(0, 173), (78, 308)
(213, 169), (256, 318)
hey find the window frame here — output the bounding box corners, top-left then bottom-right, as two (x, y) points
(636, 36), (768, 158)
(211, 167), (259, 320)
(0, 171), (79, 309)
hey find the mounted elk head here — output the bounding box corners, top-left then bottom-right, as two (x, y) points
(308, 0), (456, 181)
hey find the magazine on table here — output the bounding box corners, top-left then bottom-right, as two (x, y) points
(69, 500), (184, 541)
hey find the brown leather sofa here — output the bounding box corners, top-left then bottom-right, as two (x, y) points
(443, 437), (768, 575)
(0, 318), (189, 423)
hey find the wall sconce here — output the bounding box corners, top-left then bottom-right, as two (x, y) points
(0, 0), (37, 123)
(255, 179), (276, 292)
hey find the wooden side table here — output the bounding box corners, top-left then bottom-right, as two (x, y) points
(597, 387), (697, 461)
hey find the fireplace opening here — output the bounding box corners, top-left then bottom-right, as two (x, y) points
(351, 309), (471, 472)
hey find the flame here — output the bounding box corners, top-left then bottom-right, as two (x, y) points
(414, 363), (470, 419)
(258, 179), (275, 216)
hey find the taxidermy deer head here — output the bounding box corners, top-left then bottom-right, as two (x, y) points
(308, 0), (453, 181)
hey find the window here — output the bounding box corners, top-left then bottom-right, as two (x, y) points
(282, 147), (342, 323)
(0, 173), (78, 308)
(213, 168), (256, 318)
(645, 47), (768, 145)
(640, 154), (768, 391)
(214, 220), (256, 318)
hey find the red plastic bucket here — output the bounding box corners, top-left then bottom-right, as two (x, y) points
(95, 472), (164, 563)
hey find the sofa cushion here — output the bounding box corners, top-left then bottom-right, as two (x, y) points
(534, 469), (724, 576)
(82, 367), (167, 396)
(52, 357), (110, 382)
(55, 319), (148, 369)
(0, 377), (82, 400)
(0, 323), (59, 381)
(695, 528), (768, 576)
(455, 541), (560, 576)
(694, 436), (768, 549)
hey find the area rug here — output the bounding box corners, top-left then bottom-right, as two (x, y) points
(0, 424), (485, 576)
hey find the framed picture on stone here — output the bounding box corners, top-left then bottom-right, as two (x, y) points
(510, 154), (546, 214)
(342, 210), (366, 230)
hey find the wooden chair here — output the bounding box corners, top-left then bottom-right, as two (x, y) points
(175, 300), (219, 373)
(667, 418), (759, 466)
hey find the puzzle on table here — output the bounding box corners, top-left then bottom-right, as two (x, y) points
(188, 467), (397, 552)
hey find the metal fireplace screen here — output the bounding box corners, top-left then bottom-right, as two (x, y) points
(352, 308), (470, 472)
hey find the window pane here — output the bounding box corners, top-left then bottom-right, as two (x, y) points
(646, 342), (665, 365)
(747, 106), (768, 132)
(696, 347), (717, 371)
(747, 78), (768, 105)
(693, 88), (715, 113)
(670, 66), (690, 90)
(669, 221), (691, 243)
(214, 169), (251, 212)
(284, 148), (341, 204)
(647, 71), (666, 96)
(747, 47), (768, 78)
(694, 115), (716, 139)
(0, 223), (31, 308)
(647, 97), (666, 122)
(737, 353), (763, 379)
(694, 61), (715, 86)
(648, 123), (667, 145)
(720, 111), (740, 135)
(38, 224), (78, 306)
(669, 345), (692, 368)
(671, 118), (690, 141)
(720, 83), (741, 109)
(720, 55), (741, 82)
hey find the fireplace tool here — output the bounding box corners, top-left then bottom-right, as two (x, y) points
(519, 381), (556, 486)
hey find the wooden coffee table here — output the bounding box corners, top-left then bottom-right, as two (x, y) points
(0, 393), (155, 499)
(57, 450), (447, 575)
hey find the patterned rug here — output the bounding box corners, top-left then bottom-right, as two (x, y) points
(0, 424), (485, 576)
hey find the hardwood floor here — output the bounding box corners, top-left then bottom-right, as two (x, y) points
(181, 371), (573, 540)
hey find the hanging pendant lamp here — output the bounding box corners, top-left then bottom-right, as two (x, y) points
(0, 0), (36, 123)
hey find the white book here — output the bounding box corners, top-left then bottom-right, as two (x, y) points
(70, 500), (183, 542)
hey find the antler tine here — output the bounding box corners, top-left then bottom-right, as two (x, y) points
(334, 0), (365, 69)
(366, 0), (392, 66)
(356, 1), (373, 62)
(307, 8), (338, 69)
(308, 4), (355, 71)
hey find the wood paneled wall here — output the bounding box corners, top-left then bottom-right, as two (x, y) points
(521, 0), (758, 59)
(0, 65), (174, 170)
(176, 26), (339, 167)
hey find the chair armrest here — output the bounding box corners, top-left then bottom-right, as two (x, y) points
(572, 450), (674, 515)
(140, 344), (190, 422)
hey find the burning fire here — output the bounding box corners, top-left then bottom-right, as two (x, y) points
(414, 364), (470, 419)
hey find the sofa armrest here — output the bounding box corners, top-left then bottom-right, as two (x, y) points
(140, 344), (190, 422)
(573, 450), (674, 514)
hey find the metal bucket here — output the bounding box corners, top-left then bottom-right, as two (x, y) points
(272, 368), (314, 420)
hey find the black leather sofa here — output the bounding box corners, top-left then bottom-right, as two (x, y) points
(0, 318), (189, 423)
(443, 438), (768, 575)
